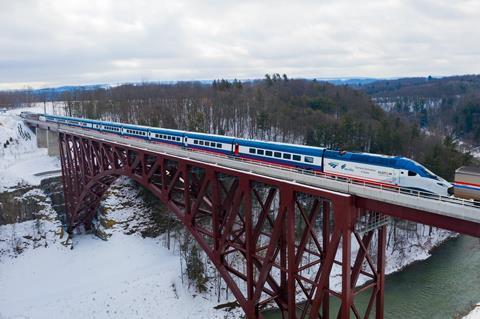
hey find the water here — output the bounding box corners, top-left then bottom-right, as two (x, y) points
(263, 235), (480, 318)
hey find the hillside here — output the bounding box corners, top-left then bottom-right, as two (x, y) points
(358, 75), (480, 147)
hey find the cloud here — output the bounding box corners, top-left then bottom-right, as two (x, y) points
(0, 0), (479, 89)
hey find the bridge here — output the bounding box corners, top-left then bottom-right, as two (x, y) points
(24, 116), (480, 319)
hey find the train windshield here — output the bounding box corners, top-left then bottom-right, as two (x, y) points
(415, 162), (443, 181)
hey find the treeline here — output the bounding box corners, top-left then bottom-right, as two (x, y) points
(359, 75), (480, 98)
(0, 89), (38, 107)
(21, 75), (475, 180)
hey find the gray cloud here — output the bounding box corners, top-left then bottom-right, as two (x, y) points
(0, 0), (479, 89)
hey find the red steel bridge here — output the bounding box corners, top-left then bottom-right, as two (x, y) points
(24, 116), (480, 319)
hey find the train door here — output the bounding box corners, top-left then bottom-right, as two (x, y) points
(184, 137), (188, 148)
(234, 143), (239, 155)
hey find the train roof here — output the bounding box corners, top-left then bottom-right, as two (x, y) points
(324, 150), (401, 167)
(46, 114), (185, 134)
(456, 166), (480, 176)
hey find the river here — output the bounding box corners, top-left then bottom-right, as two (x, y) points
(263, 235), (480, 318)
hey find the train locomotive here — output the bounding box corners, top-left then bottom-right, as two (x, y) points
(39, 114), (454, 197)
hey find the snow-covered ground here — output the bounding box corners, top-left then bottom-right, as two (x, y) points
(0, 233), (237, 319)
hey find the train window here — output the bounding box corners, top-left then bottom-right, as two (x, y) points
(194, 140), (198, 144)
(257, 149), (264, 155)
(283, 153), (291, 160)
(205, 141), (210, 146)
(293, 155), (301, 161)
(266, 151), (272, 156)
(274, 152), (281, 158)
(408, 171), (417, 176)
(249, 148), (256, 154)
(176, 137), (181, 141)
(199, 141), (204, 145)
(305, 156), (314, 163)
(217, 143), (222, 148)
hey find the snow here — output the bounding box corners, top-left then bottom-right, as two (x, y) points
(0, 188), (61, 259)
(0, 233), (235, 319)
(0, 105), (60, 192)
(0, 176), (239, 319)
(464, 304), (480, 319)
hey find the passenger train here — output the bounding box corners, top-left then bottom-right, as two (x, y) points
(36, 114), (454, 196)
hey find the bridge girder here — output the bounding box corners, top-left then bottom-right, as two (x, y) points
(59, 132), (389, 319)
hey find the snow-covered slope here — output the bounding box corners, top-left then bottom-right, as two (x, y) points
(0, 106), (60, 192)
(0, 233), (236, 319)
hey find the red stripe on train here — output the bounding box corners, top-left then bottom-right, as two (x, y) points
(454, 181), (480, 188)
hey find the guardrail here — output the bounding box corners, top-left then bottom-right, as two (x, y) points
(25, 115), (480, 210)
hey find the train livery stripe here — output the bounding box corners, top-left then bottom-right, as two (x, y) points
(453, 183), (480, 191)
(454, 181), (480, 188)
(321, 170), (398, 189)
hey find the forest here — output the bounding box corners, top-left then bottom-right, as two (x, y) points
(1, 74), (476, 180)
(359, 75), (480, 146)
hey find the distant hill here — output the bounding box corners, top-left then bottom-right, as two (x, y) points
(358, 75), (480, 98)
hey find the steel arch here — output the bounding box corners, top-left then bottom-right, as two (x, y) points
(59, 132), (387, 319)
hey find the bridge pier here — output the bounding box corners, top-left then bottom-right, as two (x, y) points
(36, 127), (48, 148)
(35, 127), (59, 156)
(47, 130), (59, 156)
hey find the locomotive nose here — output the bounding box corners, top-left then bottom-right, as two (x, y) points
(447, 186), (454, 195)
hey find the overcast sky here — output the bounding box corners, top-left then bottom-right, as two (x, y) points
(0, 0), (479, 89)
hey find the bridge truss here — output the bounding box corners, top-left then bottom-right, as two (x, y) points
(58, 131), (479, 319)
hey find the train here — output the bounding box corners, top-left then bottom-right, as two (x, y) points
(37, 114), (454, 197)
(454, 166), (480, 201)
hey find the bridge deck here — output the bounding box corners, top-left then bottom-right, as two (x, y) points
(26, 118), (480, 226)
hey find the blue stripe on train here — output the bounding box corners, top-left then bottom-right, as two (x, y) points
(454, 184), (480, 191)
